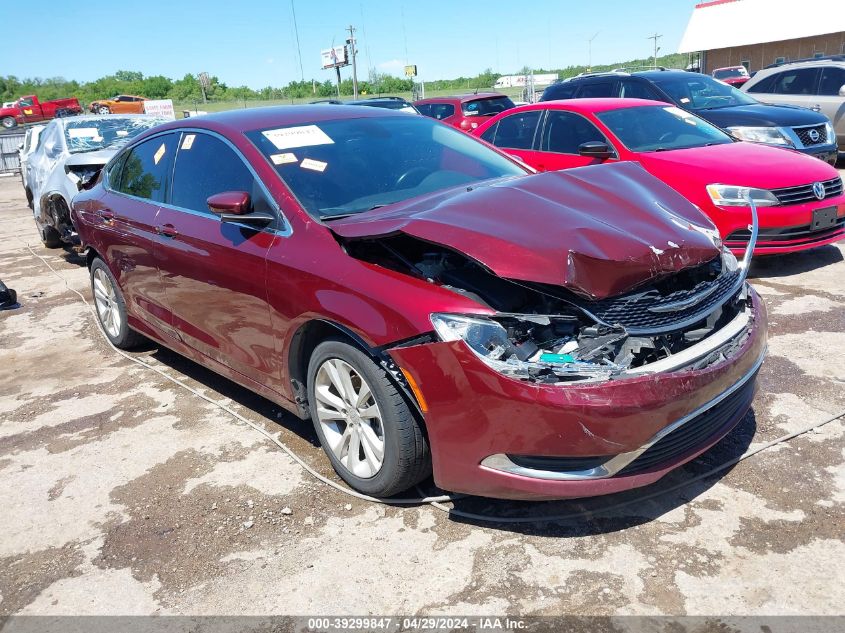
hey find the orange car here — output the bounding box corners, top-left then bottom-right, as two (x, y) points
(88, 95), (148, 114)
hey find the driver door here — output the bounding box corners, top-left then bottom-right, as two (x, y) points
(534, 110), (617, 172)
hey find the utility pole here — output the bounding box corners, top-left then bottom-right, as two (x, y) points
(347, 25), (359, 99)
(587, 32), (599, 72)
(647, 33), (663, 68)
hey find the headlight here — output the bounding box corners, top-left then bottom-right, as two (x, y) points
(825, 121), (836, 145)
(726, 126), (794, 147)
(430, 313), (619, 382)
(706, 184), (780, 207)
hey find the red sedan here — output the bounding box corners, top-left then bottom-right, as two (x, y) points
(72, 106), (766, 500)
(414, 93), (515, 132)
(472, 99), (845, 255)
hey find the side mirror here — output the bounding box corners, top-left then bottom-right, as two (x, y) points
(839, 84), (845, 97)
(207, 191), (273, 227)
(578, 141), (615, 160)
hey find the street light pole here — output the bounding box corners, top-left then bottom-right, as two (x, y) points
(587, 31), (599, 72)
(347, 25), (359, 99)
(647, 33), (663, 68)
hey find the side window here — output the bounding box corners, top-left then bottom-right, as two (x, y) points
(819, 67), (845, 96)
(542, 83), (576, 101)
(577, 82), (616, 98)
(540, 111), (607, 154)
(620, 80), (662, 100)
(434, 104), (455, 119)
(746, 73), (777, 93)
(19, 97), (33, 107)
(488, 111), (542, 150)
(480, 122), (498, 144)
(415, 104), (432, 117)
(171, 132), (273, 216)
(772, 68), (820, 95)
(105, 152), (127, 189)
(116, 134), (177, 202)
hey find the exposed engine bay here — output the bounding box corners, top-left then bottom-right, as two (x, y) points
(344, 232), (754, 383)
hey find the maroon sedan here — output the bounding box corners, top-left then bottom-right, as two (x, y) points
(414, 93), (515, 132)
(71, 106), (766, 500)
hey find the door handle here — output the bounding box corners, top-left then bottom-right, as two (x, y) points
(156, 224), (178, 238)
(96, 208), (115, 222)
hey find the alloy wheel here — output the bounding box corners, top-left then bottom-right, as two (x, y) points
(92, 268), (121, 338)
(313, 358), (385, 479)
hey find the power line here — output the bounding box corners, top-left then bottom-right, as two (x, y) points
(290, 0), (304, 81)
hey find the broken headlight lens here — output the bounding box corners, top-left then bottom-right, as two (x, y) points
(722, 247), (739, 272)
(430, 313), (512, 362)
(706, 184), (779, 208)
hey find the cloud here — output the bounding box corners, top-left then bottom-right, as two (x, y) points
(377, 59), (405, 75)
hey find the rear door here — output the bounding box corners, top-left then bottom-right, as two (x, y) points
(478, 110), (543, 166)
(154, 130), (279, 386)
(758, 67), (821, 110)
(534, 110), (617, 171)
(100, 132), (178, 338)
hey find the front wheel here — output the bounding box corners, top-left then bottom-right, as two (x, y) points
(1, 117), (16, 129)
(97, 106), (111, 115)
(307, 338), (430, 497)
(90, 258), (144, 349)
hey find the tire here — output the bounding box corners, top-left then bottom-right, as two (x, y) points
(1, 116), (16, 129)
(41, 225), (61, 249)
(89, 258), (144, 349)
(97, 106), (111, 115)
(307, 338), (430, 497)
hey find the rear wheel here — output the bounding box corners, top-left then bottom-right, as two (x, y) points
(40, 225), (61, 248)
(307, 338), (430, 497)
(89, 258), (144, 349)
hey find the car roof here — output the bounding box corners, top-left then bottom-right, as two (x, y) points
(415, 92), (508, 104)
(146, 104), (406, 135)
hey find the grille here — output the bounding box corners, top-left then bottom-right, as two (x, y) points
(726, 216), (845, 245)
(572, 267), (742, 335)
(771, 177), (843, 205)
(617, 370), (757, 476)
(793, 124), (828, 146)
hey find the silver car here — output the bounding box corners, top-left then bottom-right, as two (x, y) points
(27, 115), (166, 247)
(742, 59), (845, 155)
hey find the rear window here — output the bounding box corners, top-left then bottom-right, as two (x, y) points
(462, 96), (515, 117)
(540, 83), (577, 101)
(713, 68), (748, 80)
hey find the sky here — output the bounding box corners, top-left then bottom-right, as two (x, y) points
(2, 0), (699, 88)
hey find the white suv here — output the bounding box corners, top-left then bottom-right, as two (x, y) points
(742, 57), (845, 156)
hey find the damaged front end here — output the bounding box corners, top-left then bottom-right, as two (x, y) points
(344, 199), (760, 386)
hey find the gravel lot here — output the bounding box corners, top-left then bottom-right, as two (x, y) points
(0, 171), (843, 617)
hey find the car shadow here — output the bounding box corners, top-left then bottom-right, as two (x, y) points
(133, 340), (758, 534)
(748, 243), (843, 280)
(57, 243), (87, 267)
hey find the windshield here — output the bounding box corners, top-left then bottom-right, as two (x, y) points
(246, 115), (526, 219)
(651, 74), (758, 110)
(597, 105), (733, 152)
(462, 96), (515, 116)
(713, 68), (748, 80)
(63, 117), (166, 154)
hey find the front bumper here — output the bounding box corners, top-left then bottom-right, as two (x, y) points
(717, 195), (845, 255)
(389, 290), (767, 500)
(796, 143), (839, 165)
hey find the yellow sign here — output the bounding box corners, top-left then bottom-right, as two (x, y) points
(404, 65), (417, 77)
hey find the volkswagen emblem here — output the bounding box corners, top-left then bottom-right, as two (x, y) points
(812, 181), (826, 200)
(808, 128), (820, 143)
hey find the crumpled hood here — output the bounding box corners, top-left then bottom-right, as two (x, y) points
(331, 161), (722, 300)
(63, 149), (118, 170)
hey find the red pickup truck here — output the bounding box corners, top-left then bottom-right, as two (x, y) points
(0, 95), (82, 129)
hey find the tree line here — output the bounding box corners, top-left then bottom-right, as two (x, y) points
(0, 54), (689, 104)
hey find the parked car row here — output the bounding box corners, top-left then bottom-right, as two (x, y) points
(21, 70), (842, 500)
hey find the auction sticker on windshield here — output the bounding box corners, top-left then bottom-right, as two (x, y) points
(262, 125), (334, 150)
(68, 128), (100, 139)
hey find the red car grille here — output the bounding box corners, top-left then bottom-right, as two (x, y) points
(771, 177), (842, 205)
(726, 217), (845, 245)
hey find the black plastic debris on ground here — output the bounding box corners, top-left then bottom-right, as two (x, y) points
(0, 279), (18, 310)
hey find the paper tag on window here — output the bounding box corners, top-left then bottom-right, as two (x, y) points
(181, 134), (195, 150)
(68, 128), (99, 138)
(271, 152), (298, 165)
(116, 130), (129, 137)
(301, 158), (327, 172)
(262, 125), (334, 150)
(153, 143), (166, 165)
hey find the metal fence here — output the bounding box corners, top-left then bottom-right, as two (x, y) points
(0, 132), (25, 175)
